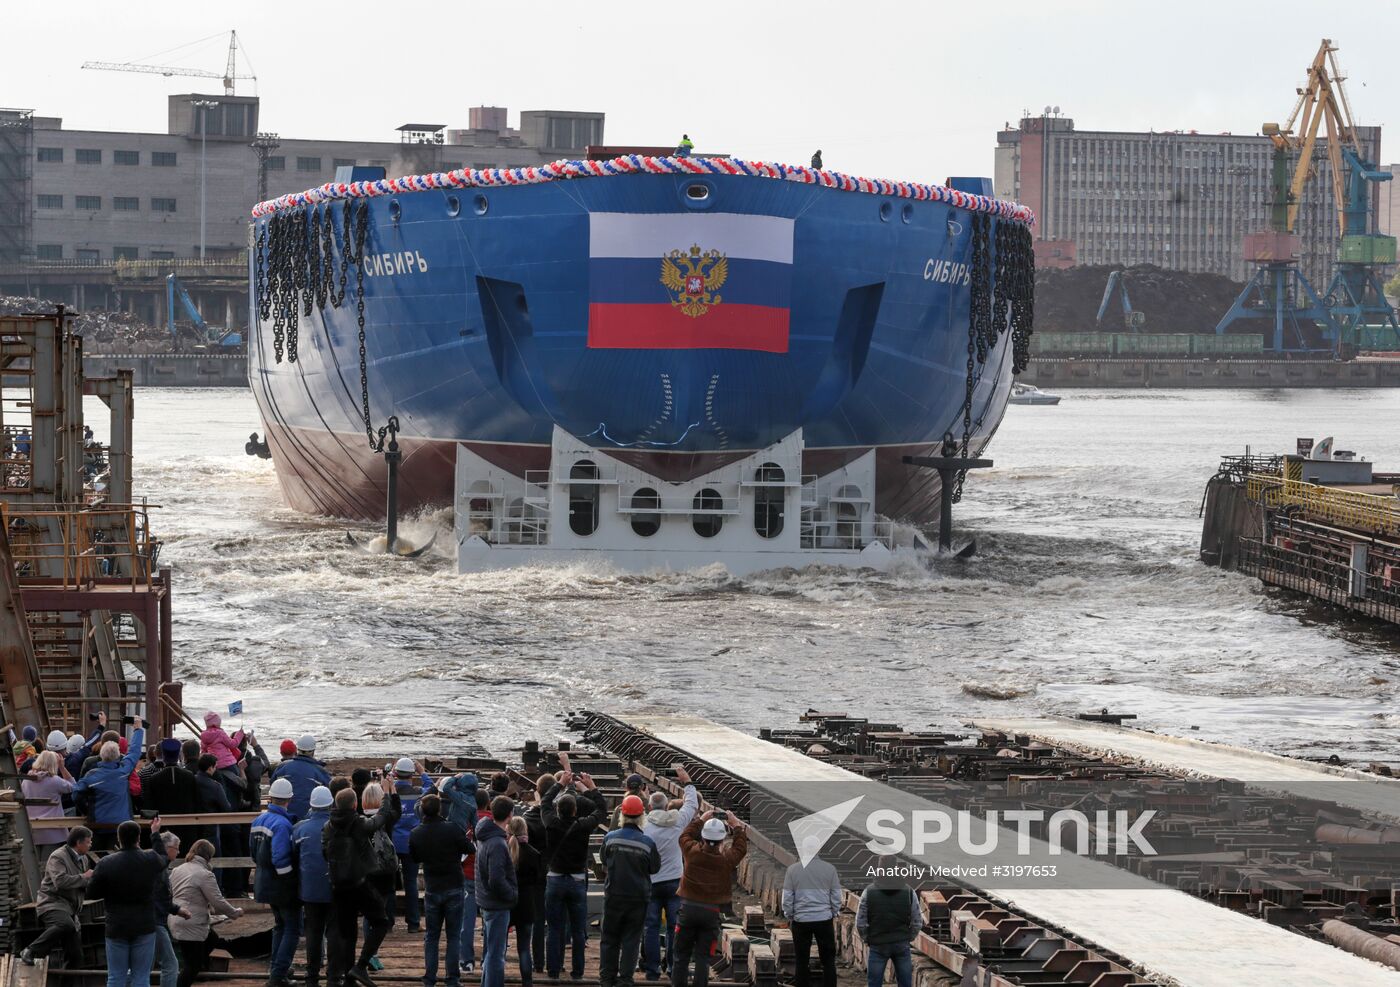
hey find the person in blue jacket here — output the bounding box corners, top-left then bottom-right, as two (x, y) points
(271, 735), (330, 821)
(253, 777), (301, 987)
(475, 798), (519, 987)
(439, 770), (480, 970)
(389, 757), (436, 933)
(439, 772), (479, 833)
(293, 786), (334, 987)
(65, 712), (108, 777)
(71, 716), (144, 851)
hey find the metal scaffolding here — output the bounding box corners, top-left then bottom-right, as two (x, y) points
(0, 108), (33, 264)
(0, 312), (177, 739)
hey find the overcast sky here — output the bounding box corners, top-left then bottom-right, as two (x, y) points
(7, 2), (1399, 185)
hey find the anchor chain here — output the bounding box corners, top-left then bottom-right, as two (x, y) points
(254, 224), (270, 326)
(346, 202), (387, 451)
(259, 199), (392, 455)
(1007, 223), (1036, 373)
(992, 220), (1011, 343)
(952, 213), (993, 503)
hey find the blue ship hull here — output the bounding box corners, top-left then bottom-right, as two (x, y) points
(250, 171), (1023, 522)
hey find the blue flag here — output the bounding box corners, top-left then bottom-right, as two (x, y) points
(227, 700), (243, 717)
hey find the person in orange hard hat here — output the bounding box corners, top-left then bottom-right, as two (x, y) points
(598, 794), (661, 987)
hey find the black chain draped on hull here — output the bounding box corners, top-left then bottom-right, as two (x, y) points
(253, 201), (388, 451)
(952, 216), (1035, 502)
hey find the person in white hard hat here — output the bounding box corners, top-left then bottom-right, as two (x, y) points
(271, 734), (330, 821)
(293, 786), (336, 987)
(252, 777), (303, 987)
(671, 810), (747, 987)
(389, 757), (436, 933)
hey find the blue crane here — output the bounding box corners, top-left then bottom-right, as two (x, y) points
(1095, 270), (1146, 331)
(166, 273), (242, 348)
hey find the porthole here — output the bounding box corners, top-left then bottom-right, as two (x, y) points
(474, 194), (489, 216)
(879, 201), (893, 222)
(754, 462), (785, 539)
(692, 488), (724, 538)
(901, 204), (914, 224)
(631, 488), (661, 537)
(679, 179), (716, 210)
(446, 195), (461, 217)
(568, 460), (600, 537)
(388, 199), (402, 221)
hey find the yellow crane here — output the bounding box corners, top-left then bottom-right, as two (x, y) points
(82, 30), (255, 97)
(1261, 39), (1362, 237)
(1219, 38), (1397, 348)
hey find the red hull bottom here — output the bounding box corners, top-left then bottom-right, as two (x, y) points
(262, 422), (956, 525)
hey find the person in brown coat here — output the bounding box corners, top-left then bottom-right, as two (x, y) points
(670, 811), (747, 987)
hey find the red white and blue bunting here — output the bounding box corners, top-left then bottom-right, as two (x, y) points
(250, 154), (1035, 226)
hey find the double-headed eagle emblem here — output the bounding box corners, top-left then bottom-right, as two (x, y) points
(660, 244), (728, 318)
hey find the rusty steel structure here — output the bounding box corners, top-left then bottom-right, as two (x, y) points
(0, 310), (178, 740)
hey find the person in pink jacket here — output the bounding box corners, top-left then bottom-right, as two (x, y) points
(199, 712), (243, 769)
(199, 712), (246, 800)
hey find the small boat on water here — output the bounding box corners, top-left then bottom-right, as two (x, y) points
(1010, 382), (1060, 406)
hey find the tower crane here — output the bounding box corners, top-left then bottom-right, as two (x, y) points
(82, 30), (255, 97)
(1215, 39), (1397, 353)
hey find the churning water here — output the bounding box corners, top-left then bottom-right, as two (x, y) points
(102, 387), (1400, 761)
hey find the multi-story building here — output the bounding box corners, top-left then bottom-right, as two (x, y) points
(994, 114), (1383, 286)
(0, 95), (605, 327)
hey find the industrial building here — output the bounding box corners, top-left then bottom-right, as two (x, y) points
(0, 97), (605, 327)
(994, 114), (1383, 285)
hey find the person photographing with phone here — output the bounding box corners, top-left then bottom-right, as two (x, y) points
(540, 755), (609, 981)
(671, 809), (747, 987)
(71, 715), (144, 851)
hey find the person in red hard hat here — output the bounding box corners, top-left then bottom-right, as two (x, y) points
(598, 793), (660, 987)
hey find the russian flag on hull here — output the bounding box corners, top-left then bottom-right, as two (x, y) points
(587, 212), (793, 353)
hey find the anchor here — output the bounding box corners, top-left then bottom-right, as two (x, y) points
(903, 433), (993, 558)
(346, 417), (437, 558)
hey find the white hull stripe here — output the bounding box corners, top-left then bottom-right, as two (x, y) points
(590, 212), (794, 264)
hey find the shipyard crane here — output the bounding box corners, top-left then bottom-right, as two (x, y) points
(82, 31), (255, 97)
(1216, 39), (1398, 352)
(1095, 270), (1146, 331)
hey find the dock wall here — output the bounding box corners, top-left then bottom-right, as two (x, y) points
(1199, 475), (1264, 569)
(1201, 470), (1400, 625)
(1022, 358), (1400, 388)
(81, 353), (247, 387)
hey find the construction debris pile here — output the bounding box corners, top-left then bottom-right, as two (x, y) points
(1036, 264), (1247, 334)
(0, 296), (175, 353)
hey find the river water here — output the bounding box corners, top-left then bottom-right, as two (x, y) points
(99, 386), (1400, 762)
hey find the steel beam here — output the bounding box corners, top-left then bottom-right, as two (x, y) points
(0, 525), (47, 734)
